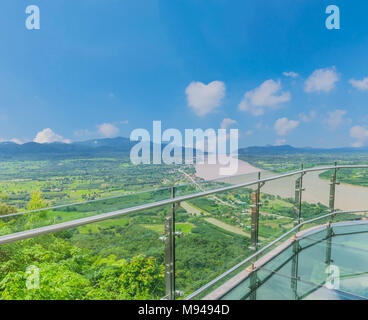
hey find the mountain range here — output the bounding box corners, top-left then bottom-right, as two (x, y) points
(238, 144), (368, 154)
(0, 138), (135, 160)
(0, 138), (366, 160)
(0, 137), (199, 160)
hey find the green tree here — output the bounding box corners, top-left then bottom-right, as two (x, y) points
(90, 254), (165, 300)
(24, 190), (49, 229)
(118, 255), (165, 299)
(0, 193), (16, 216)
(27, 190), (48, 211)
(0, 203), (17, 216)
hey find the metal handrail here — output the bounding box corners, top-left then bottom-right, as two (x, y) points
(1, 163), (368, 301)
(184, 209), (368, 300)
(0, 164), (367, 246)
(2, 164), (366, 219)
(0, 185), (174, 219)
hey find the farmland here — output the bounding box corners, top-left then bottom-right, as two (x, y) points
(1, 151), (368, 300)
(0, 159), (195, 211)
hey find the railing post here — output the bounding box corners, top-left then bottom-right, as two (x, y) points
(291, 164), (304, 299)
(249, 174), (262, 302)
(250, 172), (263, 251)
(249, 271), (259, 300)
(291, 241), (300, 300)
(329, 162), (339, 214)
(325, 162), (339, 267)
(294, 164), (305, 226)
(325, 227), (333, 266)
(164, 186), (176, 300)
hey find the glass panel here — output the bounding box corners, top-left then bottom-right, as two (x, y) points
(259, 174), (298, 242)
(0, 188), (172, 236)
(299, 171), (330, 223)
(0, 205), (169, 300)
(175, 171), (263, 197)
(0, 160), (190, 210)
(175, 190), (254, 299)
(181, 174), (302, 299)
(334, 168), (368, 211)
(220, 277), (251, 300)
(218, 221), (368, 300)
(332, 211), (368, 224)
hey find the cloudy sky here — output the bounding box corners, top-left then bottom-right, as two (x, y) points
(1, 0), (368, 148)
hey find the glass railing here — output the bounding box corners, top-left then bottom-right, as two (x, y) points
(218, 219), (368, 300)
(0, 205), (169, 300)
(0, 187), (173, 236)
(1, 163), (368, 300)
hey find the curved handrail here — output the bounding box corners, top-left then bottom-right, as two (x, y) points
(0, 185), (173, 219)
(0, 164), (368, 245)
(184, 208), (368, 300)
(1, 164), (367, 219)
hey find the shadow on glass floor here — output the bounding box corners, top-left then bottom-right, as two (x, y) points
(220, 221), (368, 300)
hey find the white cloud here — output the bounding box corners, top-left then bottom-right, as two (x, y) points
(238, 79), (291, 116)
(245, 130), (253, 135)
(10, 138), (23, 145)
(305, 67), (339, 93)
(75, 121), (127, 138)
(274, 117), (299, 136)
(185, 81), (226, 116)
(221, 118), (237, 129)
(98, 123), (119, 138)
(0, 138), (25, 144)
(350, 126), (368, 147)
(299, 110), (317, 123)
(275, 139), (287, 146)
(325, 109), (348, 129)
(283, 71), (299, 78)
(34, 128), (71, 144)
(349, 77), (368, 91)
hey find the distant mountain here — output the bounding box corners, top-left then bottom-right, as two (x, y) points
(0, 138), (134, 160)
(239, 145), (299, 154)
(1, 138), (368, 160)
(238, 144), (368, 155)
(73, 137), (133, 149)
(0, 137), (199, 160)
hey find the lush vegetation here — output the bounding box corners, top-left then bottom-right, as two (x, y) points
(240, 152), (368, 173)
(0, 185), (252, 299)
(320, 167), (368, 186)
(1, 151), (367, 300)
(0, 159), (194, 210)
(0, 233), (165, 300)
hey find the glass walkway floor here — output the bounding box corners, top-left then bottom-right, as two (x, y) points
(209, 221), (368, 300)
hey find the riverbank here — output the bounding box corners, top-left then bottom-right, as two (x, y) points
(195, 159), (368, 211)
(195, 156), (260, 180)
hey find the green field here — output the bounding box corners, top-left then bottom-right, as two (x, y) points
(320, 167), (368, 186)
(141, 222), (194, 234)
(0, 153), (366, 300)
(0, 159), (195, 211)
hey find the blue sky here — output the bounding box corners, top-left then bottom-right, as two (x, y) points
(1, 0), (368, 148)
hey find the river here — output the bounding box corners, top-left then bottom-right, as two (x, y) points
(195, 159), (368, 211)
